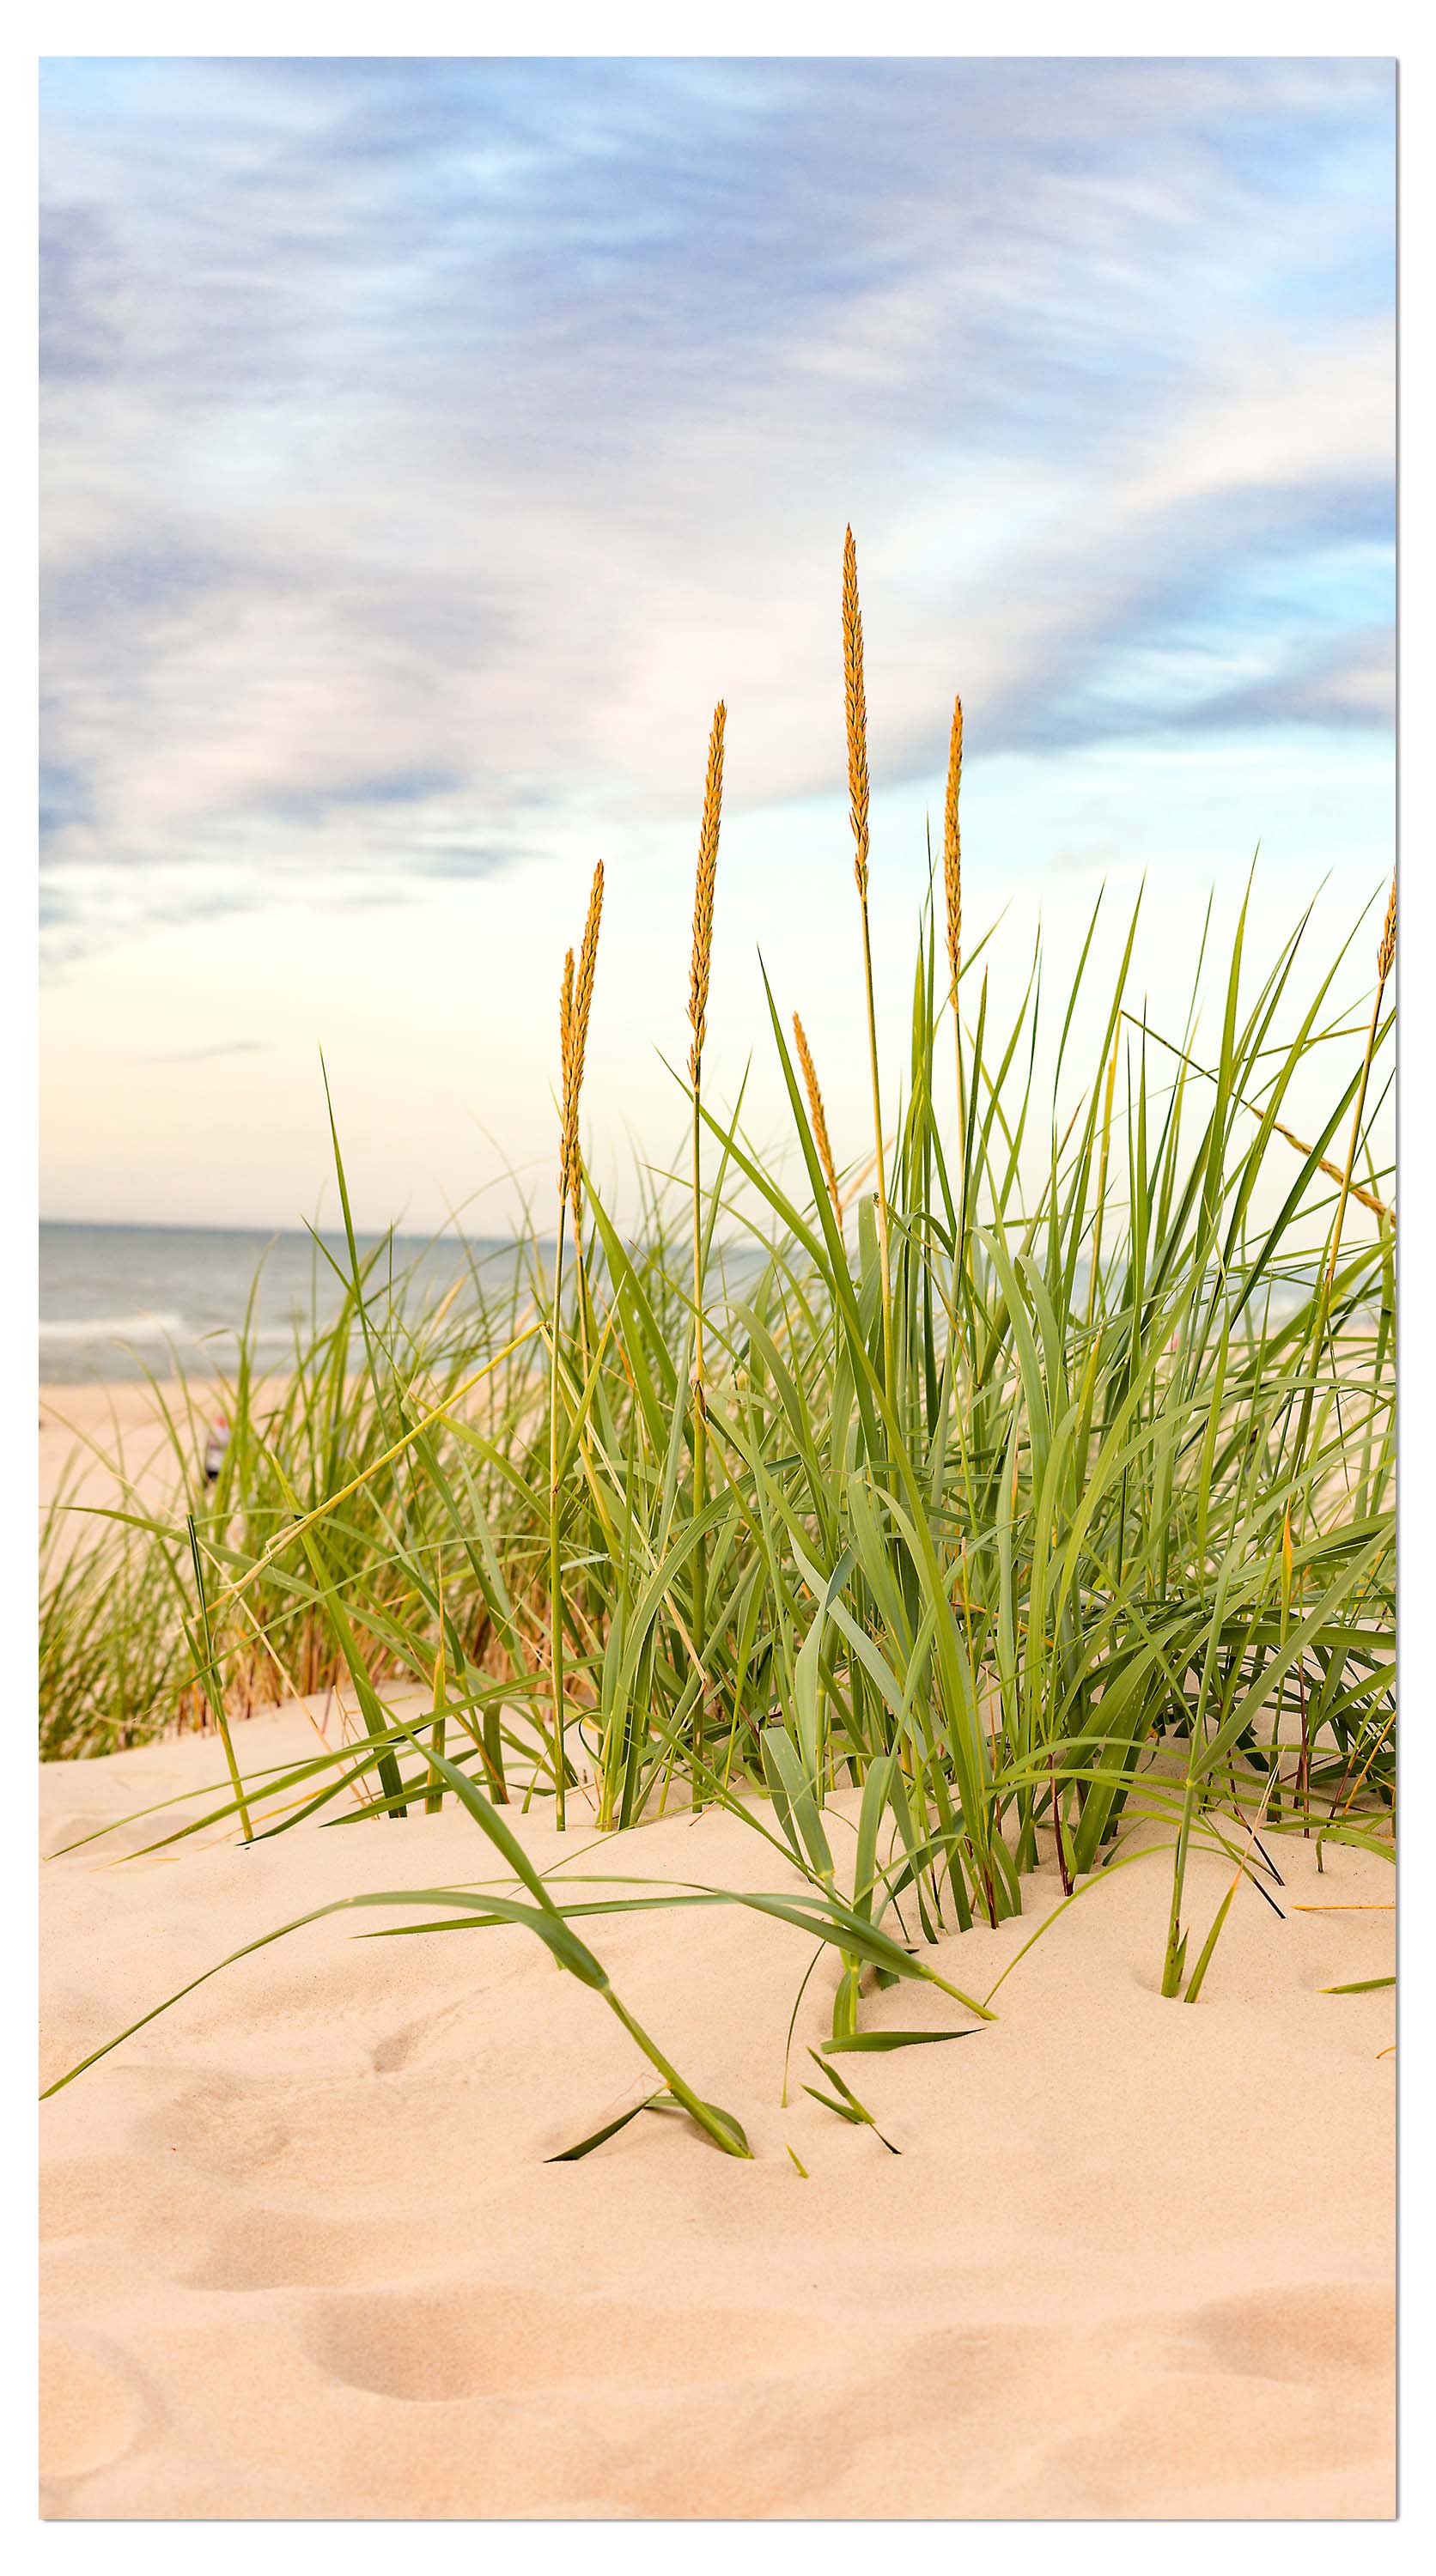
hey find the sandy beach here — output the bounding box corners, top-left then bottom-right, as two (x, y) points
(40, 1698), (1395, 2521)
(40, 1377), (262, 1531)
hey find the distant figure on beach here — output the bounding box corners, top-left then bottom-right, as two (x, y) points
(203, 1415), (229, 1485)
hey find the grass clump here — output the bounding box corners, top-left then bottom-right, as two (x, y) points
(41, 536), (1395, 2150)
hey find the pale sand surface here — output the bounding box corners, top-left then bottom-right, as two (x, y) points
(40, 1379), (262, 1532)
(40, 1698), (1394, 2521)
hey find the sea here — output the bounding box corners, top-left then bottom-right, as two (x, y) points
(38, 1221), (526, 1384)
(39, 1218), (1350, 1386)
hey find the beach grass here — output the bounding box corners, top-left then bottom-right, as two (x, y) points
(40, 538), (1395, 2142)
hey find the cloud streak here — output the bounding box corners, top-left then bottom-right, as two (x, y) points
(40, 57), (1394, 948)
(130, 1039), (270, 1066)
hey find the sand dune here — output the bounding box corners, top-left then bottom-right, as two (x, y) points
(40, 1703), (1395, 2519)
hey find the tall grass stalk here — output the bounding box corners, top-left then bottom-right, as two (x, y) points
(551, 861), (603, 1829)
(843, 527), (894, 1400)
(687, 702), (726, 1739)
(943, 689), (964, 1155)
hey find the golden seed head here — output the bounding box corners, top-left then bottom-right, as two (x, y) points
(688, 702), (726, 1086)
(574, 860), (605, 1065)
(1377, 874), (1396, 983)
(842, 526), (870, 902)
(943, 691), (963, 1003)
(561, 860), (604, 1233)
(793, 1010), (843, 1228)
(559, 946), (577, 1203)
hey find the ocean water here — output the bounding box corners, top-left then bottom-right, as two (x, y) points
(38, 1222), (523, 1383)
(39, 1220), (1348, 1386)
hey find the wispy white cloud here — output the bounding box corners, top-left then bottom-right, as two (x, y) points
(40, 57), (1393, 954)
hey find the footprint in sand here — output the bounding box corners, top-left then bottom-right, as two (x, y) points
(304, 2281), (831, 2403)
(180, 2208), (412, 2293)
(1028, 2282), (1396, 2510)
(1178, 2281), (1394, 2390)
(368, 2001), (468, 2075)
(40, 2340), (140, 2482)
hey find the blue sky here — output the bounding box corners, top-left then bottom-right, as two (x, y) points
(40, 56), (1395, 1229)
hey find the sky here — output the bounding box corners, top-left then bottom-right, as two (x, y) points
(39, 55), (1395, 1234)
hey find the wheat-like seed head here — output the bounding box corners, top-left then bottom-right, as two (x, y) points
(558, 946), (577, 1206)
(688, 702), (727, 1086)
(561, 860), (605, 1234)
(574, 860), (605, 1066)
(1377, 874), (1396, 983)
(793, 1011), (842, 1226)
(943, 691), (963, 1005)
(843, 527), (870, 902)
